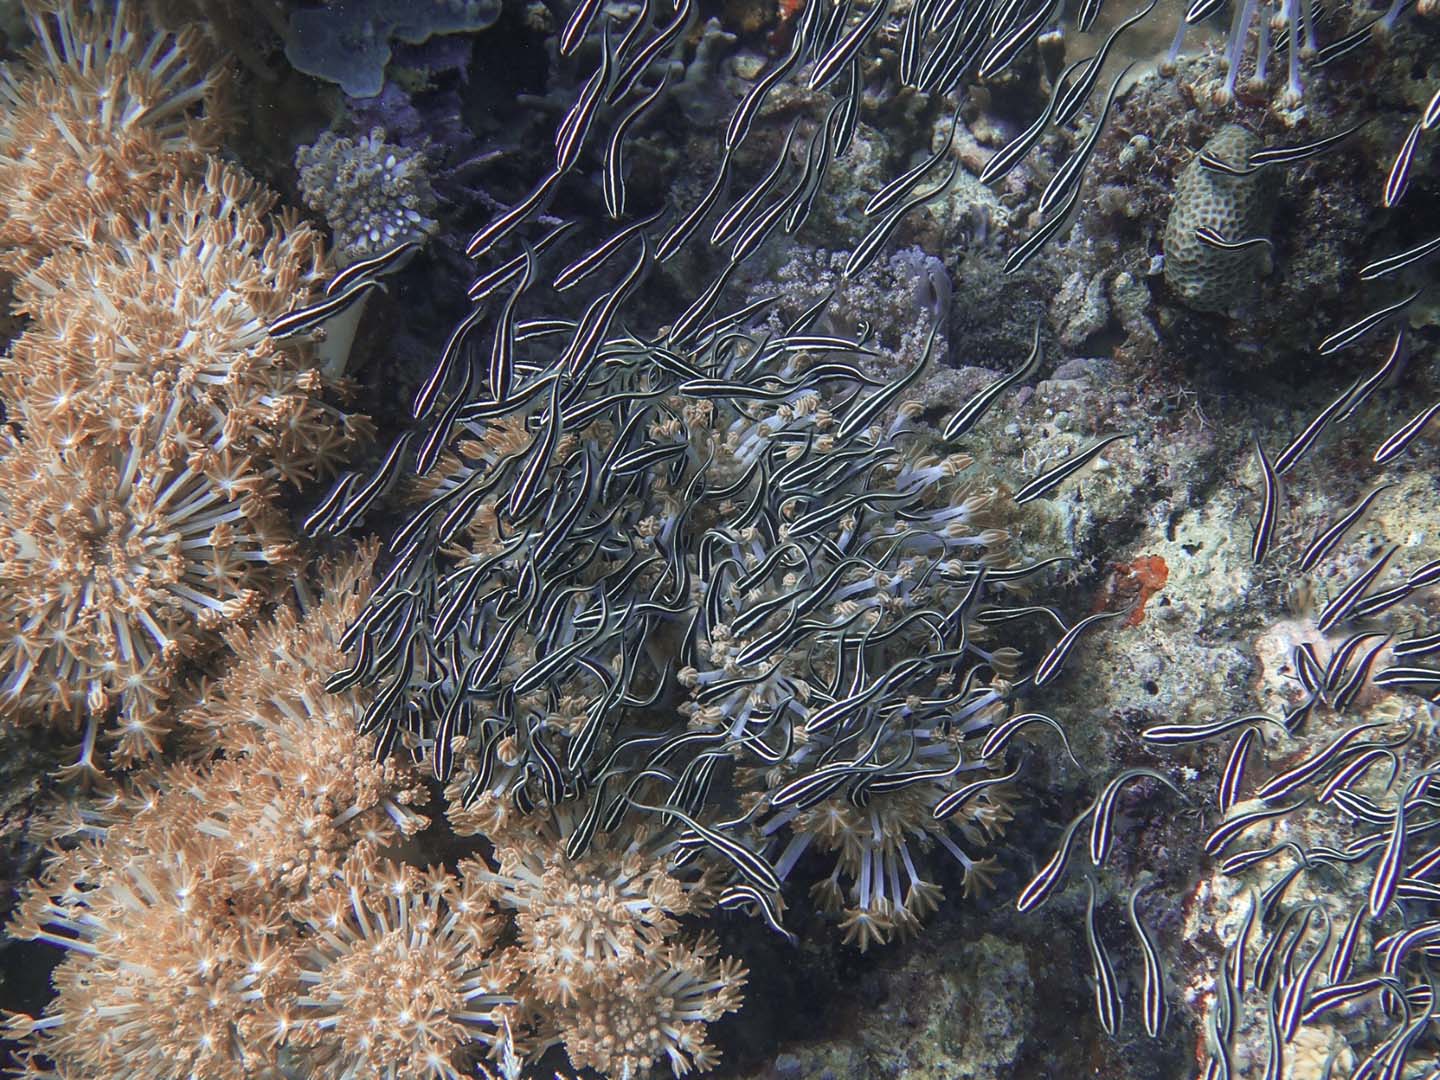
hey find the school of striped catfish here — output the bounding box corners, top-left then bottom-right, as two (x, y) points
(274, 0), (1440, 1073)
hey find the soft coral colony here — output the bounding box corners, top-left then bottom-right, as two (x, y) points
(0, 0), (372, 764)
(6, 542), (747, 1078)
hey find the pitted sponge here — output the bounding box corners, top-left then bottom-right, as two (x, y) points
(1163, 125), (1276, 314)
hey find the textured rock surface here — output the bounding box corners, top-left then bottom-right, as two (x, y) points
(732, 933), (1034, 1080)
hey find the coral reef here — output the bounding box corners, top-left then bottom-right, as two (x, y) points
(754, 245), (953, 378)
(7, 159), (357, 485)
(5, 544), (749, 1078)
(478, 823), (746, 1075)
(395, 312), (1028, 954)
(3, 547), (432, 1078)
(0, 1), (229, 274)
(736, 932), (1035, 1080)
(0, 2), (368, 767)
(1, 0), (1438, 1079)
(0, 388), (290, 755)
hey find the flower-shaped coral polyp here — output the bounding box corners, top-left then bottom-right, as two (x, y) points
(6, 831), (298, 1080)
(284, 850), (516, 1080)
(0, 394), (290, 760)
(0, 0), (231, 274)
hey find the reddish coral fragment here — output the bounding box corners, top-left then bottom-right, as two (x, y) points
(1094, 555), (1169, 626)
